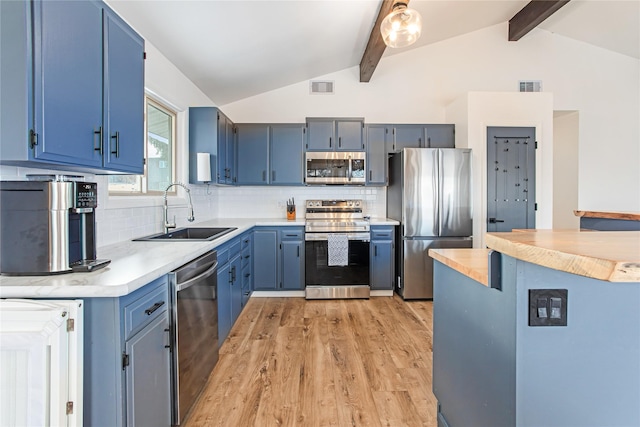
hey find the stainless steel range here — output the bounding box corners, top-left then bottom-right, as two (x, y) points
(305, 199), (371, 299)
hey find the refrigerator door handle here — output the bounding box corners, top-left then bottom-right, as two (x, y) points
(437, 149), (442, 236)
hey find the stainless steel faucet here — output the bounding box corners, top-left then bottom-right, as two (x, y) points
(163, 182), (195, 233)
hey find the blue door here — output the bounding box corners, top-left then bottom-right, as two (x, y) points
(487, 126), (536, 232)
(33, 0), (103, 167)
(270, 124), (305, 185)
(103, 8), (144, 173)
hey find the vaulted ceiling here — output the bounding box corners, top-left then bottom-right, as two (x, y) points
(106, 1), (640, 106)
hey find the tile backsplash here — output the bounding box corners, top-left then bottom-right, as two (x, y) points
(0, 166), (386, 248)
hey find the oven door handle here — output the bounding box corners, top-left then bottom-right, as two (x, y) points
(175, 260), (219, 292)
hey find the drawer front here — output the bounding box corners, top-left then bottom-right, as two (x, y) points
(241, 246), (251, 269)
(228, 239), (241, 258)
(241, 265), (252, 290)
(241, 234), (252, 250)
(217, 245), (230, 266)
(280, 228), (303, 241)
(371, 226), (394, 240)
(124, 284), (168, 340)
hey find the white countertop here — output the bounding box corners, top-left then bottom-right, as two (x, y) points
(0, 217), (397, 298)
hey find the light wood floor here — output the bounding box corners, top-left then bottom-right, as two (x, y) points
(184, 295), (436, 427)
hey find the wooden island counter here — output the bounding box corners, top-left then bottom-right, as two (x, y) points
(429, 230), (640, 427)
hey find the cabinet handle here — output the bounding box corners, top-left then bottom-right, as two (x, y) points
(244, 255), (250, 259)
(110, 131), (120, 157)
(94, 127), (103, 154)
(229, 269), (233, 284)
(244, 273), (250, 278)
(418, 137), (422, 147)
(272, 170), (276, 181)
(329, 137), (332, 148)
(338, 137), (342, 147)
(232, 266), (237, 283)
(297, 246), (300, 257)
(164, 328), (171, 349)
(374, 245), (378, 257)
(262, 170), (266, 182)
(144, 301), (165, 315)
(369, 170), (372, 181)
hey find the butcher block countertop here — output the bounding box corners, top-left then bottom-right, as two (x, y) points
(486, 230), (640, 282)
(574, 210), (640, 221)
(429, 249), (491, 286)
(430, 230), (640, 284)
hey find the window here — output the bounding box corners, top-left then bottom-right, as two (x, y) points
(108, 97), (176, 194)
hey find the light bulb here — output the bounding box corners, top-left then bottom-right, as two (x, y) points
(380, 2), (423, 48)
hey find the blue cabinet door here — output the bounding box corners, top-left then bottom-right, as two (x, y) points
(281, 239), (304, 290)
(270, 124), (305, 185)
(125, 314), (171, 427)
(217, 261), (232, 344)
(103, 8), (144, 173)
(366, 125), (388, 185)
(336, 119), (364, 151)
(371, 240), (393, 290)
(188, 107), (218, 184)
(306, 119), (334, 150)
(253, 229), (278, 290)
(425, 124), (455, 148)
(391, 125), (424, 153)
(217, 112), (234, 184)
(33, 0), (103, 167)
(236, 124), (269, 185)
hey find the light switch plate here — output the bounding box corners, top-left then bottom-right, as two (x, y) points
(528, 289), (568, 326)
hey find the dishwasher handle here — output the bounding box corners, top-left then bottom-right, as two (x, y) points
(175, 260), (218, 292)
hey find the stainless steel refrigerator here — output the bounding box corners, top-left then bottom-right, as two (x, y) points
(387, 148), (473, 299)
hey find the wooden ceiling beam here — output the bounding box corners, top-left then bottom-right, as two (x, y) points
(509, 0), (571, 41)
(359, 0), (400, 82)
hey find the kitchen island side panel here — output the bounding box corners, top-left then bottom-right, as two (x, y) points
(433, 259), (517, 427)
(514, 258), (640, 427)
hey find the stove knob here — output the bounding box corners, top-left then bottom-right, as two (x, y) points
(315, 201), (321, 207)
(355, 201), (361, 207)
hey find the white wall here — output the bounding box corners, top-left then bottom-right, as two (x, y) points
(553, 111), (580, 229)
(446, 91), (554, 247)
(222, 23), (640, 216)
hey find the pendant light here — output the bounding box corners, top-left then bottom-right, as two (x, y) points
(380, 2), (422, 48)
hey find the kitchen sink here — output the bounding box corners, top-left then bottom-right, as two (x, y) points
(133, 227), (237, 241)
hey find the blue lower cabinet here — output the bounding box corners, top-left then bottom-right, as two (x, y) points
(370, 226), (395, 290)
(253, 229), (279, 290)
(281, 232), (304, 290)
(84, 275), (171, 427)
(217, 231), (252, 345)
(253, 227), (305, 291)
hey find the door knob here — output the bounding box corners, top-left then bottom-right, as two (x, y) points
(488, 218), (505, 224)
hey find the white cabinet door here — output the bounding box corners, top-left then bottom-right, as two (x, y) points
(0, 299), (83, 427)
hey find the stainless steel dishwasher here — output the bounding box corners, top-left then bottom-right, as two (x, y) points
(168, 250), (219, 425)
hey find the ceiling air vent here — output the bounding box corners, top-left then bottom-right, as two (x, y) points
(310, 80), (334, 95)
(519, 80), (542, 92)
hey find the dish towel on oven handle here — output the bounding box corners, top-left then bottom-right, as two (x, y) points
(327, 234), (349, 266)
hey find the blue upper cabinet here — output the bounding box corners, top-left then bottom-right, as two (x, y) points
(217, 111), (236, 185)
(365, 124), (389, 186)
(389, 125), (424, 153)
(188, 107), (236, 185)
(0, 0), (145, 174)
(102, 6), (145, 173)
(235, 123), (304, 186)
(236, 124), (270, 185)
(270, 124), (305, 185)
(33, 0), (104, 168)
(425, 124), (455, 148)
(306, 118), (364, 152)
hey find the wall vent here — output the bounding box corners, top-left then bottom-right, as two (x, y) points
(519, 80), (542, 92)
(310, 80), (335, 95)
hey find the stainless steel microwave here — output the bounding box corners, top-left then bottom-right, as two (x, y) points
(305, 152), (366, 185)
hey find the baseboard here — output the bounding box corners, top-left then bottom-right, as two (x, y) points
(250, 290), (394, 298)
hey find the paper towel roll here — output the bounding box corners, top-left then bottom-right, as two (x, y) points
(196, 152), (211, 182)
